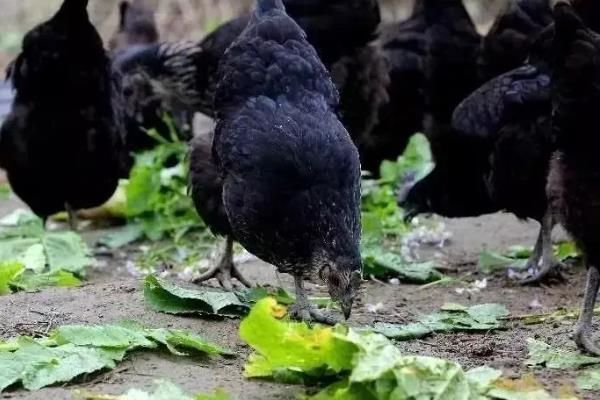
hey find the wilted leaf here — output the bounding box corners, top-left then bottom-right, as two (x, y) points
(143, 275), (248, 317)
(10, 270), (81, 291)
(373, 303), (509, 340)
(488, 374), (577, 400)
(96, 224), (144, 249)
(480, 242), (581, 275)
(52, 324), (156, 349)
(362, 244), (443, 282)
(0, 338), (120, 392)
(526, 338), (600, 369)
(0, 322), (228, 392)
(479, 251), (528, 274)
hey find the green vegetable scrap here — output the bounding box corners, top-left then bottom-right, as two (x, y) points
(479, 242), (581, 274)
(373, 303), (509, 340)
(526, 338), (600, 369)
(240, 297), (355, 382)
(361, 242), (443, 282)
(76, 380), (231, 400)
(143, 275), (249, 317)
(0, 213), (90, 294)
(240, 299), (576, 400)
(125, 131), (203, 242)
(0, 322), (229, 392)
(361, 134), (434, 238)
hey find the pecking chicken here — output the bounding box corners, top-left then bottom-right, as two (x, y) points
(200, 0), (363, 323)
(547, 1), (600, 355)
(0, 0), (122, 229)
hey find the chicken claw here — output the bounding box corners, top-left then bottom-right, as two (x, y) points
(289, 275), (338, 325)
(194, 237), (253, 291)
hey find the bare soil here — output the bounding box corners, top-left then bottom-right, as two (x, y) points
(1, 192), (599, 400)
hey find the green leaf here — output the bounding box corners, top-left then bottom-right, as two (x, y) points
(525, 338), (600, 369)
(478, 251), (528, 274)
(0, 338), (120, 392)
(0, 238), (41, 267)
(0, 322), (228, 392)
(42, 231), (93, 274)
(143, 275), (248, 317)
(21, 343), (120, 391)
(19, 243), (45, 273)
(0, 262), (24, 295)
(0, 214), (93, 293)
(240, 299), (512, 400)
(52, 325), (157, 349)
(555, 241), (580, 262)
(362, 244), (443, 282)
(123, 138), (204, 241)
(240, 298), (355, 379)
(466, 366), (503, 394)
(96, 224), (144, 249)
(10, 270), (81, 292)
(373, 303), (509, 340)
(145, 327), (232, 356)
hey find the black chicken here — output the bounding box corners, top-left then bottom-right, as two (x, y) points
(402, 0), (554, 219)
(548, 1), (600, 355)
(0, 0), (121, 229)
(113, 0), (381, 119)
(109, 0), (159, 52)
(402, 0), (495, 218)
(109, 1), (193, 175)
(451, 59), (555, 283)
(478, 0), (553, 82)
(205, 0), (362, 323)
(343, 1), (427, 173)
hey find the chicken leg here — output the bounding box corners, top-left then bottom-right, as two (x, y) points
(65, 202), (78, 231)
(575, 267), (600, 355)
(288, 275), (337, 325)
(193, 236), (253, 291)
(521, 212), (564, 285)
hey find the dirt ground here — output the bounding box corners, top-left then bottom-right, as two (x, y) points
(0, 190), (599, 400)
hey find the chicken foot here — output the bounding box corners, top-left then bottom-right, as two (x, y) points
(288, 275), (337, 325)
(575, 267), (600, 355)
(193, 236), (253, 291)
(521, 212), (564, 285)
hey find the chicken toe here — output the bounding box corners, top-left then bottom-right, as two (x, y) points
(193, 237), (252, 291)
(289, 275), (338, 326)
